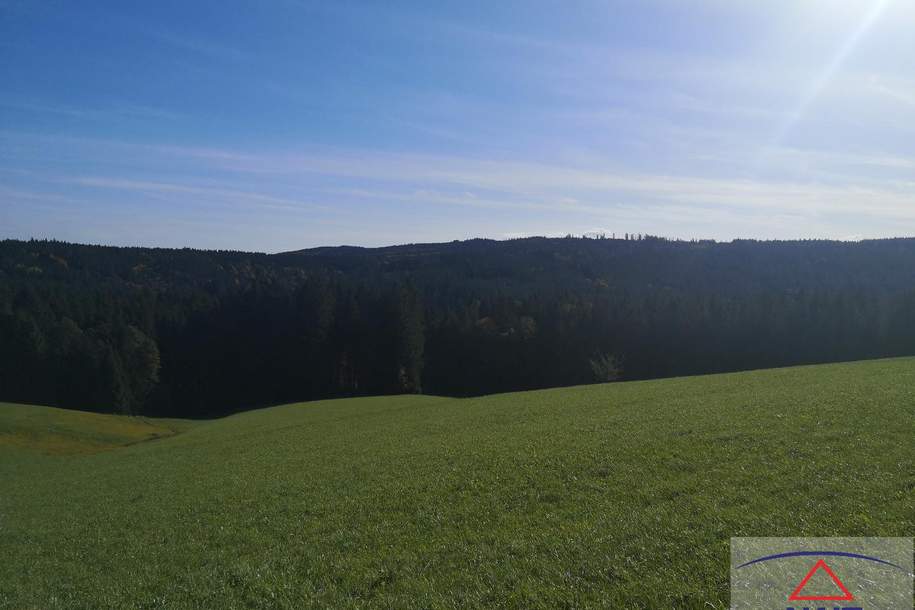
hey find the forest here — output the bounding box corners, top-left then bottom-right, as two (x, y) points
(3, 235), (915, 417)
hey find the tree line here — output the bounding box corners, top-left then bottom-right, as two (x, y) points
(3, 236), (915, 417)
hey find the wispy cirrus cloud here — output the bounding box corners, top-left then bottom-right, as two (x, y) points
(69, 177), (330, 213)
(4, 131), (915, 249)
(0, 99), (181, 121)
(148, 29), (250, 63)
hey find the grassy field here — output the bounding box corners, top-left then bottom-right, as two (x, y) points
(1, 359), (913, 609)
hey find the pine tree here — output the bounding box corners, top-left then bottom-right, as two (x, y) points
(396, 284), (425, 393)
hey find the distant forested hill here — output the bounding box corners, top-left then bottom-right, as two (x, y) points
(4, 236), (915, 417)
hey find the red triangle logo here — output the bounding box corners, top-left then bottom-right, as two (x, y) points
(788, 559), (854, 601)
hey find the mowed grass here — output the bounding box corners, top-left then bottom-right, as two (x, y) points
(1, 359), (913, 609)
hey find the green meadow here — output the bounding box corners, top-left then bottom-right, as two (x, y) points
(1, 359), (913, 609)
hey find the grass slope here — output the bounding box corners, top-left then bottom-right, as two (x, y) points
(0, 403), (191, 455)
(1, 359), (913, 609)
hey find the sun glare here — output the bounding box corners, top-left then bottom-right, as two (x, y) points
(762, 0), (893, 154)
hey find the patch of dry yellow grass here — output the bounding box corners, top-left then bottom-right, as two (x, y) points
(0, 402), (190, 454)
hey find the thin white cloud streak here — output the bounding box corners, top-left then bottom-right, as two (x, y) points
(870, 80), (915, 108)
(22, 138), (915, 222)
(69, 177), (331, 213)
(170, 147), (915, 219)
(0, 100), (181, 121)
(149, 30), (249, 63)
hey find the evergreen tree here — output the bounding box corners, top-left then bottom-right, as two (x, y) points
(395, 284), (425, 393)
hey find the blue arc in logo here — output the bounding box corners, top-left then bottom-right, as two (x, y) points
(736, 550), (908, 572)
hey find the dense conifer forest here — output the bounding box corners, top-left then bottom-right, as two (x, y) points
(4, 235), (915, 417)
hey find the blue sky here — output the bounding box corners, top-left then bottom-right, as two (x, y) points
(2, 0), (914, 251)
